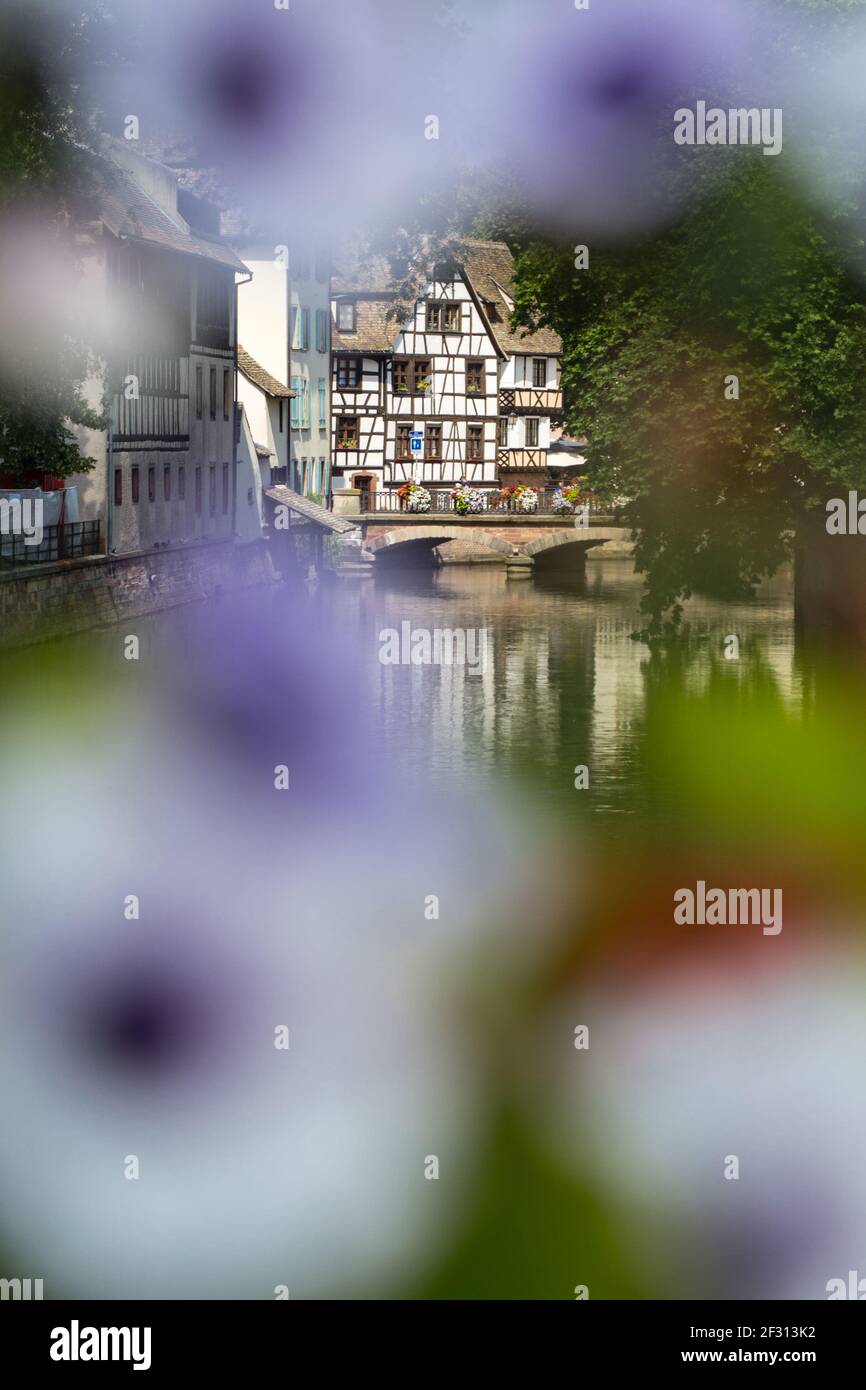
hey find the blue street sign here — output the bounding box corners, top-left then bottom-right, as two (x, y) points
(410, 430), (423, 453)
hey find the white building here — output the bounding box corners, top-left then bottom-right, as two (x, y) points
(288, 244), (332, 500)
(330, 240), (562, 506)
(74, 139), (250, 555)
(236, 347), (292, 486)
(235, 240), (331, 504)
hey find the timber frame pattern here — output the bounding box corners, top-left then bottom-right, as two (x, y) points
(330, 240), (563, 499)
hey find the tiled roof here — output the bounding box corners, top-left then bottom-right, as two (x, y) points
(238, 346), (294, 397)
(457, 240), (562, 355)
(332, 298), (399, 354)
(265, 487), (358, 533)
(332, 238), (561, 358)
(93, 154), (248, 273)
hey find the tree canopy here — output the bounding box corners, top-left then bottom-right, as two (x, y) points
(508, 2), (866, 636)
(0, 2), (108, 483)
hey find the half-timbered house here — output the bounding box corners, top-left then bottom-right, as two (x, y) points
(330, 240), (562, 505)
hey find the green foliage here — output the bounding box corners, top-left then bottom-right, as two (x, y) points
(0, 3), (107, 482)
(512, 154), (866, 637)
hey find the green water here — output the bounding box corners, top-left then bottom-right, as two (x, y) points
(331, 557), (799, 828)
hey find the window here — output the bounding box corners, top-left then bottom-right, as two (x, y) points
(196, 267), (230, 350)
(425, 424), (442, 461)
(114, 469), (122, 506)
(222, 463), (230, 515)
(164, 465), (171, 502)
(195, 365), (203, 419)
(426, 301), (461, 332)
(336, 301), (356, 333)
(131, 465), (140, 504)
(467, 424), (483, 462)
(209, 366), (217, 420)
(195, 466), (202, 515)
(316, 308), (329, 353)
(291, 306), (311, 351)
(525, 417), (540, 448)
(223, 368), (231, 420)
(396, 424), (413, 460)
(412, 359), (431, 394)
(466, 360), (484, 394)
(533, 358), (547, 388)
(290, 378), (310, 429)
(393, 359), (410, 393)
(278, 399), (284, 434)
(337, 417), (359, 449)
(209, 464), (216, 517)
(146, 467), (155, 503)
(318, 379), (327, 428)
(337, 357), (361, 389)
(498, 417), (508, 447)
(179, 465), (186, 501)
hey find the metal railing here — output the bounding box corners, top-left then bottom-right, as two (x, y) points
(0, 521), (102, 566)
(112, 355), (190, 442)
(362, 489), (613, 517)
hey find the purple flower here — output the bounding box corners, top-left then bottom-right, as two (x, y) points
(96, 0), (463, 242)
(0, 614), (548, 1297)
(481, 0), (771, 238)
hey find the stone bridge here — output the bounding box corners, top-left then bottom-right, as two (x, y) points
(354, 513), (631, 577)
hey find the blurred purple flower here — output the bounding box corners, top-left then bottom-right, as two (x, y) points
(159, 589), (385, 815)
(0, 608), (551, 1297)
(537, 949), (866, 1298)
(94, 0), (467, 240)
(482, 0), (771, 238)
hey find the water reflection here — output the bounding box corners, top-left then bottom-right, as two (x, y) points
(340, 558), (799, 827)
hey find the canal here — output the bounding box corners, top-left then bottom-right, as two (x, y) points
(334, 556), (800, 834)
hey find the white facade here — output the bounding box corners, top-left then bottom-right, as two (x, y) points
(289, 246), (331, 499)
(331, 259), (562, 499)
(73, 144), (245, 555)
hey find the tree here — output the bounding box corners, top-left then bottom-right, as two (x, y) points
(0, 1), (109, 483)
(511, 153), (866, 637)
(509, 4), (866, 637)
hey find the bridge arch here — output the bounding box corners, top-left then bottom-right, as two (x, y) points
(366, 526), (514, 561)
(523, 529), (626, 570)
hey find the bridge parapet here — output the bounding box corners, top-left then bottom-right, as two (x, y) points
(361, 516), (631, 567)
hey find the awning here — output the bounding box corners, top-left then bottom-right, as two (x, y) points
(547, 454), (587, 469)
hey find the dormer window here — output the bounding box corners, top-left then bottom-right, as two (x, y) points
(426, 301), (461, 333)
(336, 301), (357, 333)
